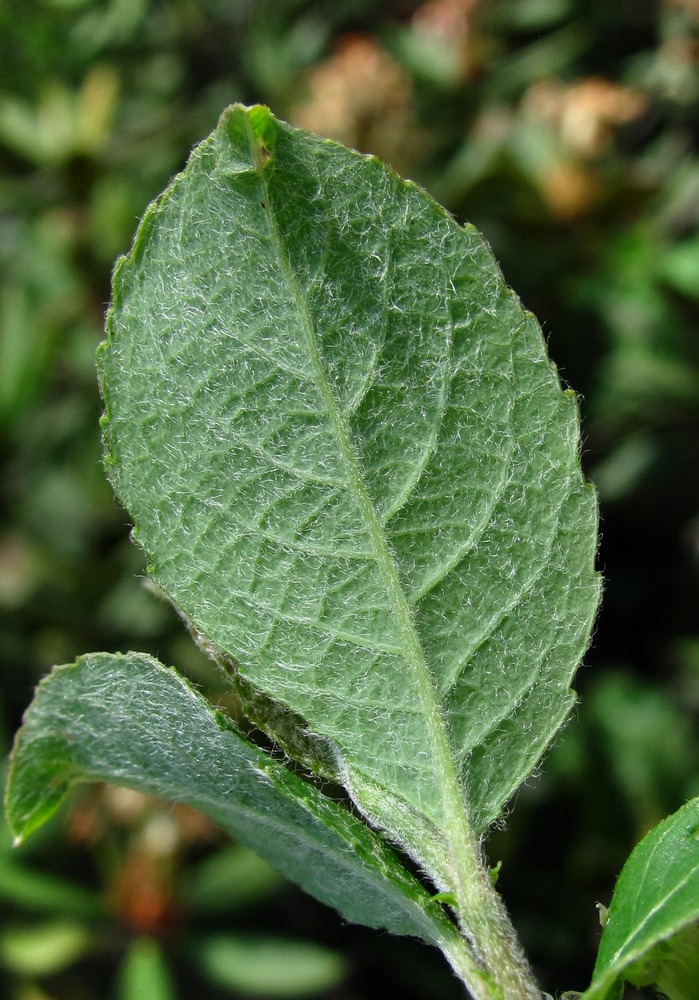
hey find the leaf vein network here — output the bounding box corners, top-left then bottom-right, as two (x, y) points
(248, 118), (474, 842)
(403, 310), (522, 606)
(374, 253), (455, 526)
(438, 474), (575, 693)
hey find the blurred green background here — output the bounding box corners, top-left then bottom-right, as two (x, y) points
(1, 1), (699, 998)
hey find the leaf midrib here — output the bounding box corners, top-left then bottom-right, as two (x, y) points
(246, 119), (474, 861)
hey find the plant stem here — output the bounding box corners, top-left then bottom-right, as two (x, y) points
(448, 845), (542, 999)
(440, 934), (506, 1000)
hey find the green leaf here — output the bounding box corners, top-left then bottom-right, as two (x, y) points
(191, 933), (347, 998)
(0, 861), (105, 920)
(627, 922), (699, 1000)
(0, 920), (93, 976)
(581, 797), (699, 1000)
(183, 845), (285, 917)
(98, 103), (599, 900)
(4, 652), (460, 957)
(657, 236), (699, 301)
(117, 938), (176, 1000)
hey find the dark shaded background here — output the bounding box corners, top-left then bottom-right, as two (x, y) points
(1, 1), (698, 998)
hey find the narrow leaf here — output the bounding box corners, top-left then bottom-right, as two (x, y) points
(191, 934), (347, 997)
(581, 797), (699, 1000)
(183, 846), (284, 917)
(0, 862), (105, 920)
(98, 104), (599, 895)
(117, 938), (176, 1000)
(0, 920), (93, 976)
(4, 652), (459, 953)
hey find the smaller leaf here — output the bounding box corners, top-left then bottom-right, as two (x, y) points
(183, 845), (284, 917)
(117, 937), (176, 1000)
(626, 921), (699, 1000)
(192, 933), (347, 998)
(657, 237), (699, 301)
(581, 797), (699, 1000)
(0, 861), (104, 920)
(0, 920), (93, 976)
(4, 652), (459, 954)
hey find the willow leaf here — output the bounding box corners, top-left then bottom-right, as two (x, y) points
(98, 104), (599, 920)
(582, 797), (699, 1000)
(4, 652), (460, 954)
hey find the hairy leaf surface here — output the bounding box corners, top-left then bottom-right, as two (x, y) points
(99, 104), (599, 883)
(582, 797), (699, 1000)
(4, 652), (459, 950)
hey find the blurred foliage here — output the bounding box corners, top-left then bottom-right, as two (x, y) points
(1, 0), (698, 997)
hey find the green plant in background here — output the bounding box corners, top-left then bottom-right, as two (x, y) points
(0, 773), (347, 1000)
(4, 104), (699, 999)
(3, 2), (699, 998)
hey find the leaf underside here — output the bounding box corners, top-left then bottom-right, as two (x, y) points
(98, 103), (599, 875)
(4, 652), (459, 951)
(582, 796), (699, 1000)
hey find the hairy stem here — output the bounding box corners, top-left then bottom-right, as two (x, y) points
(450, 851), (542, 999)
